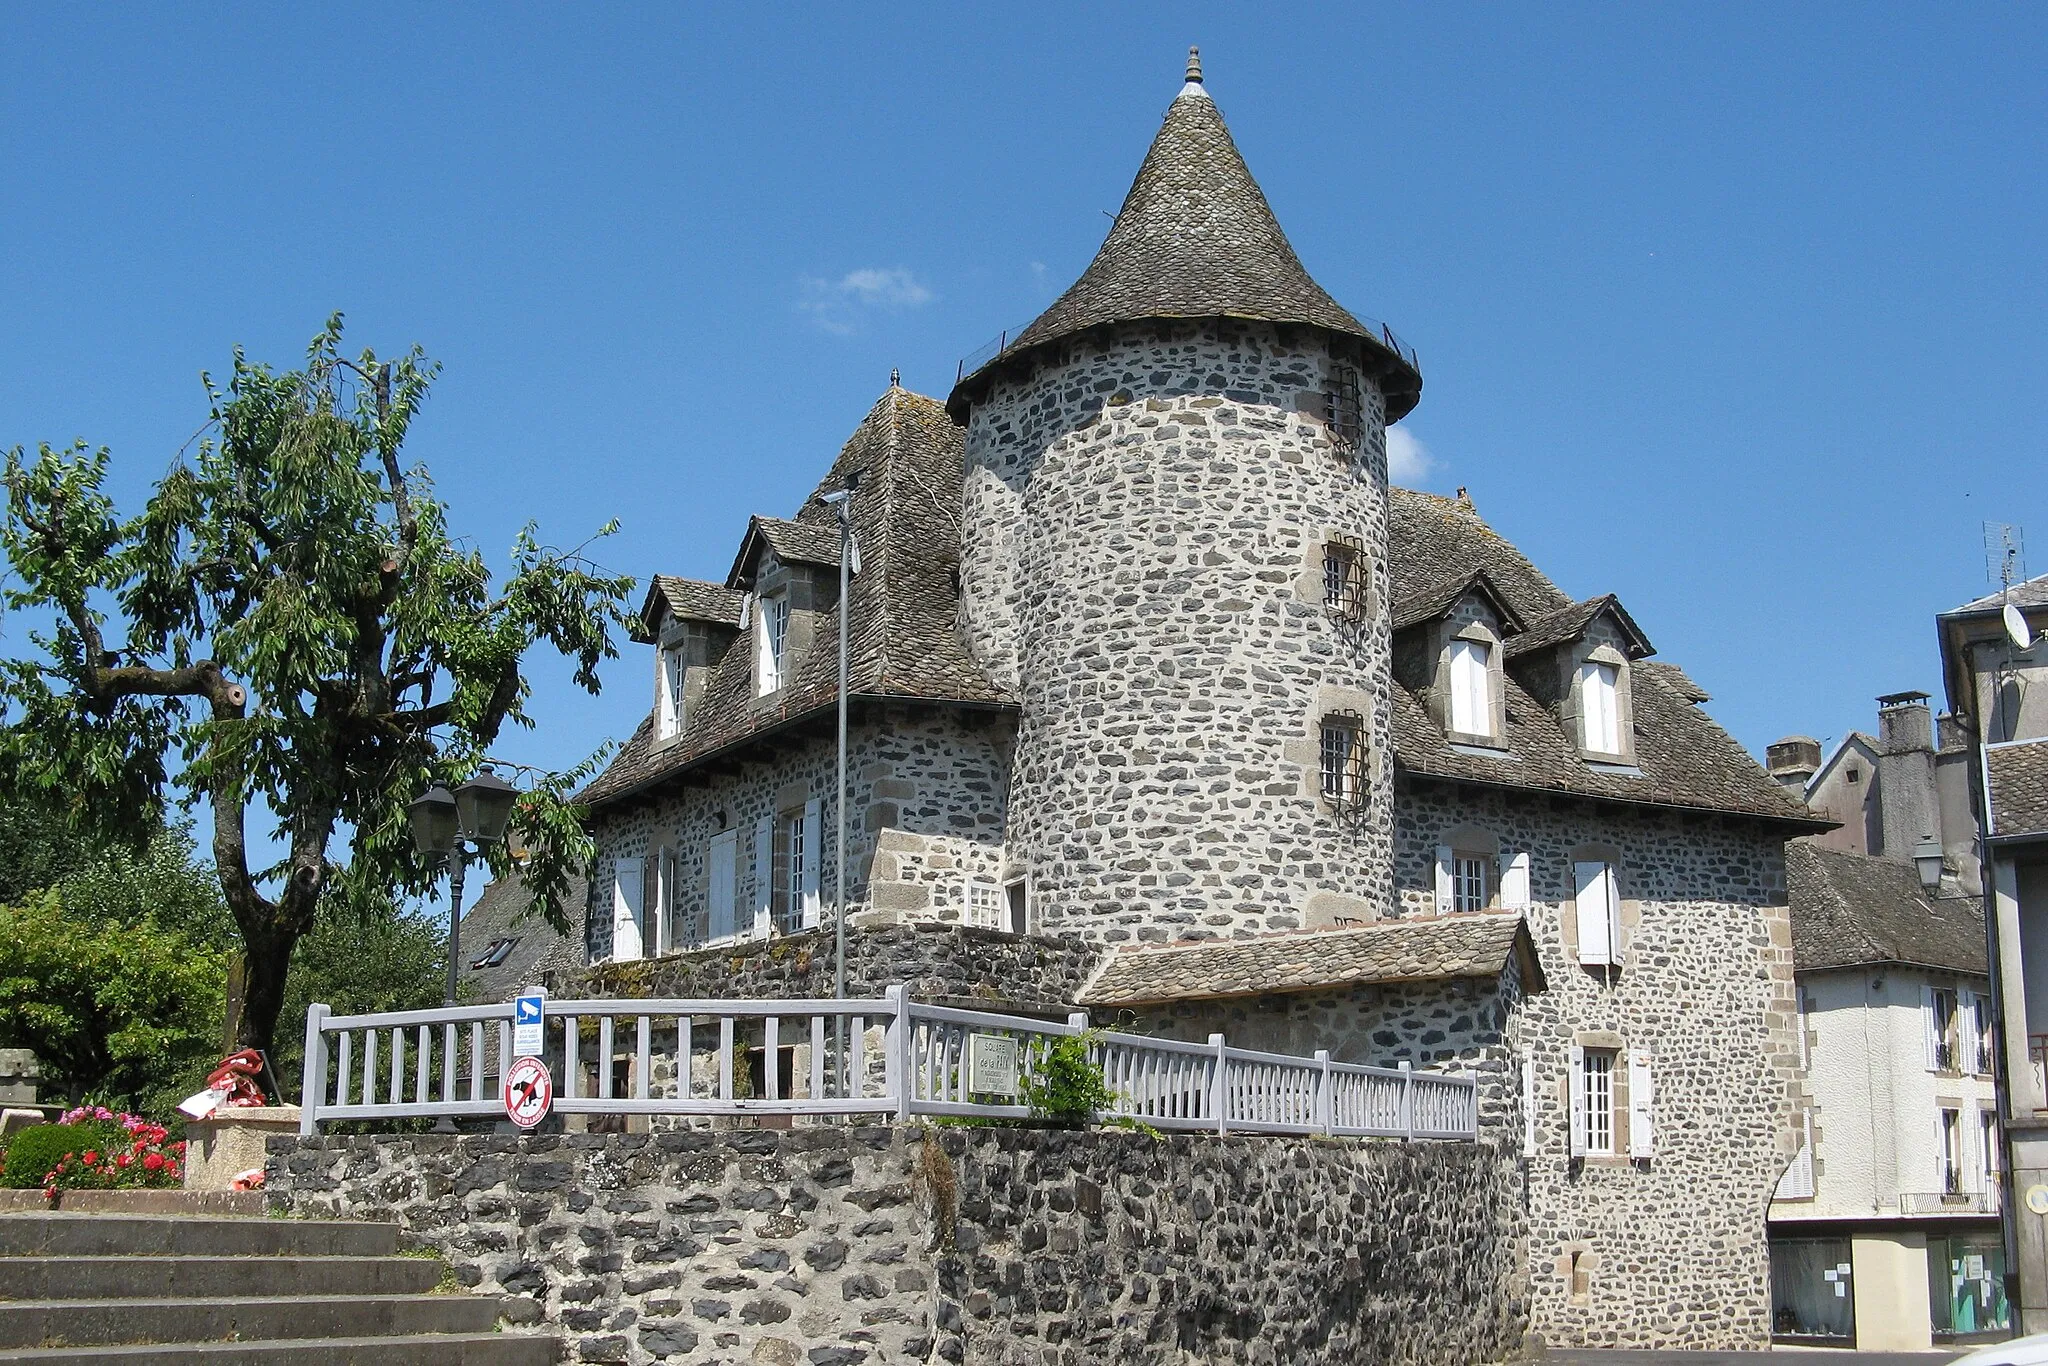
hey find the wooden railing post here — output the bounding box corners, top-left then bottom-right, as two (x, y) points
(886, 985), (913, 1121)
(1314, 1049), (1332, 1136)
(1209, 1034), (1229, 1136)
(1399, 1061), (1414, 1140)
(299, 1004), (329, 1136)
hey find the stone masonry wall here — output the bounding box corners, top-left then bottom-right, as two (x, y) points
(573, 923), (1100, 1016)
(958, 319), (1397, 946)
(1395, 774), (1801, 1350)
(266, 1125), (1526, 1366)
(590, 704), (1014, 962)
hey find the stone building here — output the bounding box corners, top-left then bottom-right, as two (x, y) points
(573, 52), (1819, 1351)
(1938, 571), (2048, 1334)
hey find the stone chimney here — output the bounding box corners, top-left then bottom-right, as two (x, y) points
(1875, 691), (1937, 861)
(1766, 736), (1822, 795)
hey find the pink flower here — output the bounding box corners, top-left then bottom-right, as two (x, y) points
(142, 1153), (165, 1173)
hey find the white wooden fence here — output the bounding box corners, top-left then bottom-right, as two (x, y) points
(297, 987), (1478, 1141)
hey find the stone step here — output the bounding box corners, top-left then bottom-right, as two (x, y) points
(0, 1255), (444, 1301)
(0, 1294), (499, 1349)
(0, 1215), (398, 1259)
(0, 1333), (558, 1365)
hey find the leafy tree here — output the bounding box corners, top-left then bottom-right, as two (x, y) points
(1, 316), (633, 1062)
(0, 887), (229, 1109)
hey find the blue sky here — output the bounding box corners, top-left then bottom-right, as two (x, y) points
(4, 4), (2045, 792)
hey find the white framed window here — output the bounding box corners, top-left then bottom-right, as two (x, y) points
(1574, 860), (1623, 967)
(657, 643), (687, 739)
(1981, 1107), (2001, 1194)
(1967, 991), (1994, 1075)
(1449, 638), (1492, 737)
(773, 800), (822, 933)
(1319, 713), (1367, 814)
(964, 880), (1004, 929)
(1577, 1046), (1616, 1156)
(1579, 660), (1621, 755)
(1926, 987), (1960, 1072)
(1453, 853), (1489, 914)
(756, 592), (789, 696)
(706, 830), (739, 944)
(1939, 1106), (1965, 1195)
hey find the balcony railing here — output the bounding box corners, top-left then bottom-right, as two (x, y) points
(296, 988), (1478, 1141)
(1901, 1188), (2001, 1216)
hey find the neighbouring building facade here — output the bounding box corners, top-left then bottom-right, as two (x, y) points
(1940, 572), (2048, 1335)
(570, 53), (1820, 1351)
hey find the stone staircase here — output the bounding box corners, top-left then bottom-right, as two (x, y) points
(0, 1213), (556, 1363)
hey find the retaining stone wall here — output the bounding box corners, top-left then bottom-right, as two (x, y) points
(958, 319), (1397, 946)
(1395, 775), (1800, 1350)
(266, 1125), (1525, 1366)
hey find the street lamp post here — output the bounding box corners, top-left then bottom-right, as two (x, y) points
(408, 768), (520, 1008)
(817, 471), (860, 1095)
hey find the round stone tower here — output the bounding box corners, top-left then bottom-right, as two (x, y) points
(947, 52), (1424, 945)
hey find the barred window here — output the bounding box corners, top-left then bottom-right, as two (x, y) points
(1319, 712), (1367, 814)
(1325, 364), (1362, 450)
(1323, 536), (1369, 620)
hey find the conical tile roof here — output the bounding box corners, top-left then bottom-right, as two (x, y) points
(951, 54), (1420, 419)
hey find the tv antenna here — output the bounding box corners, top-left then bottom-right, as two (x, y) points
(1985, 521), (2026, 591)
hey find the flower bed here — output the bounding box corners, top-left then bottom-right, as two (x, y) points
(0, 1107), (185, 1201)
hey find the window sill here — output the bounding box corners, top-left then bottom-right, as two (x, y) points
(1448, 739), (1516, 759)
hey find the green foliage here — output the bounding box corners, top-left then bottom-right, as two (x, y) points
(270, 898), (446, 1090)
(1, 315), (635, 1059)
(0, 888), (229, 1112)
(1020, 1033), (1118, 1126)
(1, 1121), (123, 1189)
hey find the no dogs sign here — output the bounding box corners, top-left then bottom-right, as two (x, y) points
(503, 1055), (554, 1129)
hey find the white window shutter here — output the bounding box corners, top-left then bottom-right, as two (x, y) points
(1433, 846), (1454, 914)
(612, 857), (644, 963)
(1775, 1111), (1816, 1201)
(1959, 991), (1977, 1075)
(1627, 1049), (1654, 1160)
(1923, 986), (1940, 1071)
(1567, 1044), (1587, 1157)
(753, 816), (774, 938)
(708, 831), (738, 941)
(1521, 1046), (1538, 1159)
(1575, 862), (1614, 967)
(1605, 867), (1624, 962)
(1501, 851), (1531, 910)
(801, 798), (824, 928)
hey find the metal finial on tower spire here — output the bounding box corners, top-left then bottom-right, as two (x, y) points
(1185, 46), (1203, 84)
(889, 367), (900, 388)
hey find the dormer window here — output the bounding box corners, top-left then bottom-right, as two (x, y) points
(756, 591), (789, 696)
(1579, 660), (1620, 755)
(1449, 638), (1494, 738)
(657, 642), (687, 740)
(1323, 536), (1369, 620)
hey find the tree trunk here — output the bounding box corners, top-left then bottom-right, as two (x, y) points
(233, 926), (297, 1086)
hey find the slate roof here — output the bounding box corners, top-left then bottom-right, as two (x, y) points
(1078, 914), (1543, 1007)
(1502, 595), (1653, 662)
(949, 62), (1420, 422)
(581, 385), (1010, 809)
(730, 517), (844, 583)
(1785, 842), (1985, 976)
(1988, 739), (2048, 840)
(1387, 488), (1823, 828)
(640, 576), (745, 635)
(1949, 573), (2048, 616)
(1390, 569), (1525, 634)
(457, 869), (589, 1004)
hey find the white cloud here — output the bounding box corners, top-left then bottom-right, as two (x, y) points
(1387, 427), (1435, 485)
(797, 267), (935, 333)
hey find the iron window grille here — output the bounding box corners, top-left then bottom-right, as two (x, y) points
(1320, 712), (1368, 815)
(1325, 363), (1363, 450)
(1323, 535), (1369, 620)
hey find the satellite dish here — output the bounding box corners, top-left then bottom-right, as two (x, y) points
(2005, 602), (2034, 652)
